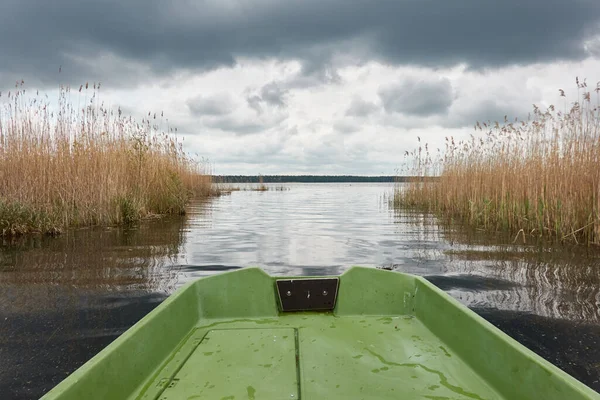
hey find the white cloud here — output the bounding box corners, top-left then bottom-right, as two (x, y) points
(13, 56), (600, 175)
(187, 93), (235, 116)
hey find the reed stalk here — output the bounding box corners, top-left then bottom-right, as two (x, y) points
(394, 78), (600, 245)
(0, 81), (212, 236)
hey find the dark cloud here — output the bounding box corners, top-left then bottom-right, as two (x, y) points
(255, 62), (342, 97)
(2, 0), (599, 87)
(246, 82), (288, 114)
(584, 36), (600, 57)
(379, 78), (453, 116)
(377, 90), (529, 129)
(187, 94), (234, 116)
(345, 97), (379, 117)
(258, 82), (288, 107)
(333, 121), (361, 133)
(447, 99), (527, 128)
(203, 117), (268, 135)
(201, 111), (288, 135)
(290, 58), (343, 87)
(247, 96), (264, 115)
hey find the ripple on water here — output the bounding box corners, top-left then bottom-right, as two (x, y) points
(1, 183), (600, 397)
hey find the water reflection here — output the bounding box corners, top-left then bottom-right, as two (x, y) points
(0, 214), (192, 399)
(1, 183), (599, 398)
(393, 207), (600, 390)
(0, 215), (188, 296)
(437, 246), (600, 323)
(389, 207), (600, 323)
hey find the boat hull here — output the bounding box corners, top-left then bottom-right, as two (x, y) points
(41, 267), (600, 399)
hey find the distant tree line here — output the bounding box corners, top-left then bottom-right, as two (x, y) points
(213, 175), (439, 183)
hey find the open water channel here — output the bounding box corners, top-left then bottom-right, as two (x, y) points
(1, 183), (599, 398)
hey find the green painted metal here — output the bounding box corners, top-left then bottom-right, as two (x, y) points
(41, 267), (600, 400)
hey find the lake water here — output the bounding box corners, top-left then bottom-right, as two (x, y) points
(1, 183), (599, 398)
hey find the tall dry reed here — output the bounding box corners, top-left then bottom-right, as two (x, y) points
(395, 78), (600, 244)
(0, 81), (212, 235)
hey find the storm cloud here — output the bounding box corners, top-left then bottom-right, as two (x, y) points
(187, 93), (235, 116)
(346, 97), (379, 117)
(379, 78), (454, 117)
(1, 0), (600, 87)
(246, 82), (289, 114)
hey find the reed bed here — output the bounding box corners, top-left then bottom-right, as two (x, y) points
(212, 184), (290, 194)
(394, 78), (600, 244)
(0, 81), (212, 236)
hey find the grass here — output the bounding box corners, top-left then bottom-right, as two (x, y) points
(256, 175), (268, 191)
(394, 78), (600, 245)
(212, 184), (290, 194)
(0, 81), (212, 236)
(250, 184), (289, 191)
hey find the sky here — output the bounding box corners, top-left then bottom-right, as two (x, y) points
(2, 0), (600, 175)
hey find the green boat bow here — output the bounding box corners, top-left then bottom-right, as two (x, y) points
(42, 267), (600, 400)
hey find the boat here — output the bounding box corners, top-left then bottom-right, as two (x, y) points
(42, 266), (599, 399)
